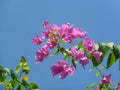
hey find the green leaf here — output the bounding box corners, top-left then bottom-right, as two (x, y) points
(10, 69), (17, 80)
(54, 51), (59, 55)
(64, 54), (69, 60)
(0, 75), (6, 82)
(95, 44), (99, 50)
(21, 80), (29, 88)
(59, 39), (65, 44)
(77, 41), (82, 50)
(92, 56), (102, 67)
(96, 72), (100, 76)
(23, 65), (30, 74)
(11, 80), (19, 88)
(92, 42), (110, 67)
(72, 58), (77, 68)
(55, 45), (59, 51)
(16, 65), (21, 74)
(17, 85), (24, 90)
(86, 51), (93, 60)
(101, 88), (109, 90)
(20, 56), (27, 66)
(0, 66), (8, 82)
(29, 82), (39, 89)
(113, 45), (120, 59)
(107, 52), (116, 69)
(86, 83), (95, 90)
(99, 66), (105, 70)
(107, 42), (114, 49)
(98, 43), (110, 59)
(54, 45), (60, 55)
(0, 65), (3, 70)
(89, 67), (96, 72)
(5, 82), (13, 90)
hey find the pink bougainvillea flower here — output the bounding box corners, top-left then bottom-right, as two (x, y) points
(78, 57), (89, 68)
(41, 30), (49, 39)
(51, 60), (68, 77)
(42, 21), (51, 28)
(66, 65), (75, 76)
(82, 38), (95, 52)
(44, 35), (58, 49)
(116, 82), (120, 90)
(49, 24), (61, 32)
(46, 41), (57, 49)
(61, 23), (70, 30)
(32, 35), (42, 45)
(59, 65), (75, 79)
(57, 23), (87, 43)
(69, 48), (89, 68)
(51, 60), (75, 79)
(76, 51), (90, 67)
(75, 51), (86, 60)
(35, 50), (44, 63)
(35, 46), (49, 63)
(72, 28), (87, 38)
(94, 51), (103, 61)
(58, 23), (73, 43)
(69, 47), (77, 56)
(101, 74), (112, 85)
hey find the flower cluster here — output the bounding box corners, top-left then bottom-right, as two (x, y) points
(69, 47), (89, 68)
(51, 60), (75, 79)
(100, 74), (112, 85)
(31, 21), (120, 90)
(32, 21), (103, 79)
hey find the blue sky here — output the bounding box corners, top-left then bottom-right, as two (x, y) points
(0, 0), (120, 90)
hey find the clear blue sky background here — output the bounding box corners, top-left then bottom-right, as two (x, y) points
(0, 0), (120, 90)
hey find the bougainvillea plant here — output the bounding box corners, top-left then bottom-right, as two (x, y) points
(32, 21), (120, 90)
(0, 21), (120, 90)
(0, 56), (39, 90)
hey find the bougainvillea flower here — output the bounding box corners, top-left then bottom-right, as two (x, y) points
(75, 51), (86, 60)
(72, 28), (87, 38)
(41, 30), (49, 39)
(58, 23), (73, 43)
(82, 38), (95, 52)
(101, 74), (112, 85)
(94, 51), (102, 61)
(59, 65), (75, 79)
(42, 21), (51, 28)
(66, 65), (75, 76)
(35, 46), (49, 63)
(69, 47), (77, 56)
(46, 41), (57, 49)
(32, 35), (42, 45)
(69, 48), (89, 68)
(116, 82), (120, 90)
(51, 60), (75, 79)
(51, 60), (68, 77)
(78, 57), (89, 68)
(49, 24), (61, 32)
